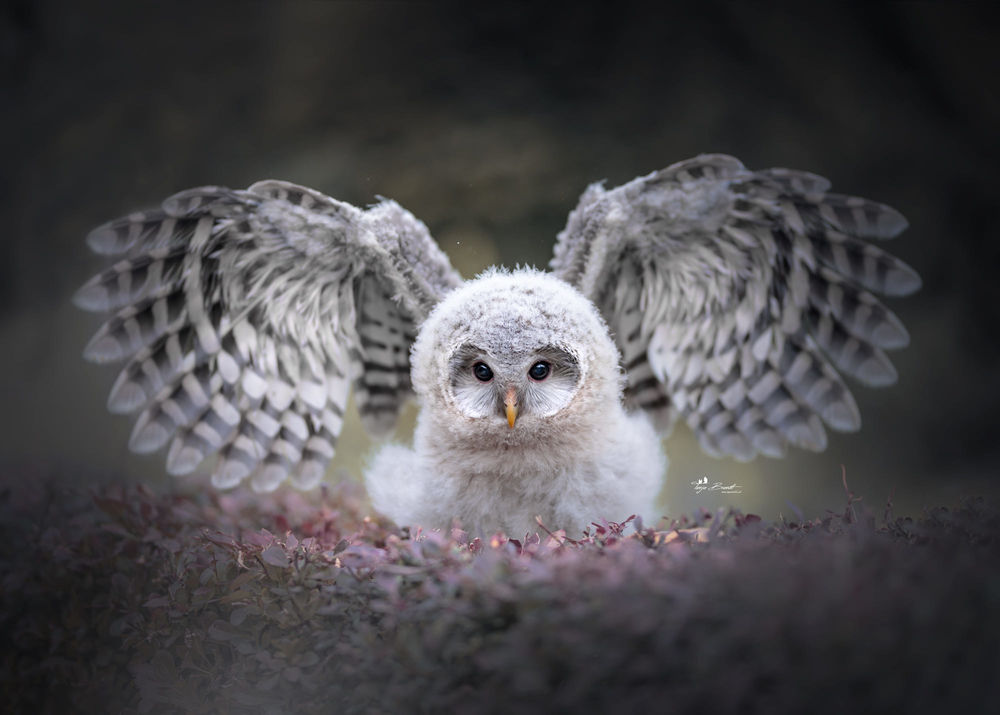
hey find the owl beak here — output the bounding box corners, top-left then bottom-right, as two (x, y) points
(504, 387), (518, 428)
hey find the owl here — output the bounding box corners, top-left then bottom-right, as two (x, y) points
(75, 154), (919, 536)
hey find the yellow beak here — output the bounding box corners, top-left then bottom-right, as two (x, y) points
(504, 387), (518, 428)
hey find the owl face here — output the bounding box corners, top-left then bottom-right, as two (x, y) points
(411, 269), (623, 444)
(447, 342), (582, 427)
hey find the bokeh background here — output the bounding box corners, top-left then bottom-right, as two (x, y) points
(2, 1), (998, 520)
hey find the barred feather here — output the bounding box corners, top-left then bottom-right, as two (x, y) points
(83, 297), (180, 363)
(353, 275), (416, 436)
(553, 153), (919, 461)
(78, 180), (461, 490)
(73, 247), (188, 311)
(607, 257), (676, 433)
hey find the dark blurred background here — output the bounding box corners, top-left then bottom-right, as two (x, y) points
(2, 1), (998, 520)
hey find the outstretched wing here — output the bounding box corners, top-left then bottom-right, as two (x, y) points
(550, 154), (920, 460)
(75, 181), (462, 490)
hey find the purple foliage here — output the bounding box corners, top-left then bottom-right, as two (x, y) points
(1, 477), (998, 713)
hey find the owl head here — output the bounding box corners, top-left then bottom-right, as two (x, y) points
(411, 269), (623, 449)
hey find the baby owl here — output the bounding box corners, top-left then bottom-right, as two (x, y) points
(75, 154), (919, 536)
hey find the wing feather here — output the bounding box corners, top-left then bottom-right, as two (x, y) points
(77, 181), (461, 490)
(552, 154), (918, 460)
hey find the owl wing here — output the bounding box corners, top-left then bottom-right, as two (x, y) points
(75, 181), (462, 490)
(550, 154), (920, 460)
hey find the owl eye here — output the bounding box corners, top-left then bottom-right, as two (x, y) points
(472, 362), (494, 382)
(528, 361), (551, 381)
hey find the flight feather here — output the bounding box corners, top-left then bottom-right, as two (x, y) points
(75, 181), (461, 490)
(550, 154), (919, 460)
